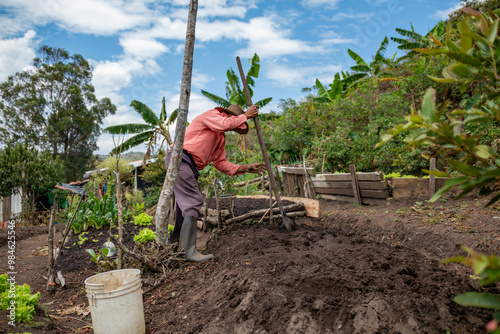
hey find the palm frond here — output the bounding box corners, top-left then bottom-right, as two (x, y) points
(315, 79), (329, 99)
(390, 37), (411, 45)
(201, 90), (230, 107)
(351, 64), (371, 73)
(255, 97), (272, 108)
(342, 72), (368, 86)
(347, 49), (369, 67)
(104, 123), (154, 135)
(247, 53), (260, 78)
(130, 100), (160, 125)
(374, 36), (389, 62)
(426, 21), (445, 38)
(167, 109), (179, 125)
(160, 96), (166, 123)
(395, 28), (424, 41)
(109, 130), (155, 155)
(401, 42), (427, 50)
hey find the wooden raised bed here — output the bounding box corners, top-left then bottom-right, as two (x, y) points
(312, 172), (391, 205)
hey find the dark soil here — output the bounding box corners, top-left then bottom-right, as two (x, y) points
(1, 195), (500, 333)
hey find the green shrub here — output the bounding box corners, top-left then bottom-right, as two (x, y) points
(0, 273), (40, 323)
(133, 213), (153, 226)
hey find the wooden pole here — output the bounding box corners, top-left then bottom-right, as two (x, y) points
(236, 56), (294, 232)
(47, 195), (58, 290)
(275, 166), (283, 195)
(213, 179), (221, 230)
(349, 164), (362, 205)
(429, 158), (436, 197)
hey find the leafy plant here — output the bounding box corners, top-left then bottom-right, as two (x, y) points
(69, 192), (119, 233)
(0, 273), (40, 323)
(133, 213), (153, 226)
(444, 247), (500, 333)
(134, 228), (157, 243)
(201, 53), (272, 110)
(77, 233), (88, 245)
(85, 248), (109, 263)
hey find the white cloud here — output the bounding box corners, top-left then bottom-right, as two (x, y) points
(0, 30), (37, 81)
(433, 2), (461, 20)
(90, 57), (160, 108)
(301, 0), (340, 8)
(119, 36), (169, 58)
(331, 12), (374, 22)
(1, 0), (153, 36)
(196, 16), (324, 57)
(191, 71), (214, 89)
(266, 63), (343, 87)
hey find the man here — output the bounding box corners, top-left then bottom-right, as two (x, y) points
(166, 104), (265, 262)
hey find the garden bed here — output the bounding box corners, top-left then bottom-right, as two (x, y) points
(1, 194), (499, 333)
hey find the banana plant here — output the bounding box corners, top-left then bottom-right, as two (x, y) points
(104, 97), (178, 156)
(342, 36), (398, 87)
(201, 53), (272, 109)
(391, 21), (446, 59)
(314, 73), (343, 103)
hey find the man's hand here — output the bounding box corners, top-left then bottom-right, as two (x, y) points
(237, 163), (266, 174)
(244, 105), (259, 119)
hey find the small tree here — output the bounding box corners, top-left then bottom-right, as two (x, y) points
(0, 144), (64, 224)
(104, 97), (178, 157)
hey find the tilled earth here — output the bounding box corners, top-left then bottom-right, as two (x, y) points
(1, 196), (499, 333)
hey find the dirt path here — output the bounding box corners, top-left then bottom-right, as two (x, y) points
(1, 195), (498, 333)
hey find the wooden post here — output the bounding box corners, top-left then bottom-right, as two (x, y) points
(429, 158), (436, 197)
(274, 166), (283, 195)
(244, 180), (249, 196)
(322, 152), (326, 173)
(213, 179), (221, 230)
(349, 164), (362, 205)
(269, 182), (273, 222)
(47, 197), (58, 290)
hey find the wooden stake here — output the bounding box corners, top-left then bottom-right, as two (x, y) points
(213, 179), (221, 230)
(349, 164), (362, 205)
(429, 158), (436, 197)
(47, 196), (57, 290)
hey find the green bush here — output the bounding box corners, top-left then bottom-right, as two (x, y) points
(0, 273), (40, 323)
(133, 213), (153, 226)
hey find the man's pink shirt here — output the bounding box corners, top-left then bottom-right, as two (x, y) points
(183, 109), (248, 176)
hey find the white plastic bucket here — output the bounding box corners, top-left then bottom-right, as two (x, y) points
(84, 269), (145, 334)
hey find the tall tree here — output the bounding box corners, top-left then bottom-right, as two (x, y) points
(155, 0), (198, 245)
(0, 46), (116, 181)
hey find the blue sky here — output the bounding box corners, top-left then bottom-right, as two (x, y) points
(0, 0), (462, 155)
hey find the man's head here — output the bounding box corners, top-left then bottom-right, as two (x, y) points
(214, 104), (249, 134)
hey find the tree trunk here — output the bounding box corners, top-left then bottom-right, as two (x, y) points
(155, 0), (198, 246)
(47, 197), (57, 289)
(116, 172), (123, 269)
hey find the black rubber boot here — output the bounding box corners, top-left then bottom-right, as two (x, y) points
(179, 216), (214, 262)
